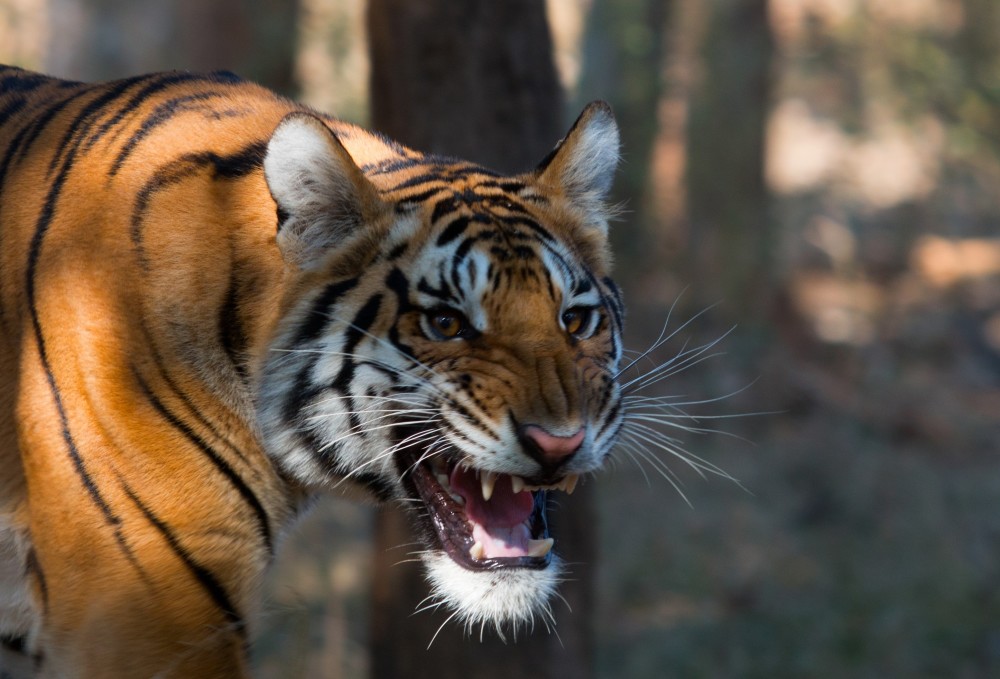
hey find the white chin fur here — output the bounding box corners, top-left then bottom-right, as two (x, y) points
(422, 552), (563, 641)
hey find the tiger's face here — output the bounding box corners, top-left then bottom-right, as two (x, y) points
(258, 104), (622, 632)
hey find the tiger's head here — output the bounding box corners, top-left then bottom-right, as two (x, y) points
(257, 103), (623, 634)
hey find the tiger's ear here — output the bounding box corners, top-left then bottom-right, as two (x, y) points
(264, 112), (387, 269)
(534, 101), (620, 233)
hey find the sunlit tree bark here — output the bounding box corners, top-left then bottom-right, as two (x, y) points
(367, 2), (594, 677)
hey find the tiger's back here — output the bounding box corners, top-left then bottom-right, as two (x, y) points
(0, 65), (625, 677)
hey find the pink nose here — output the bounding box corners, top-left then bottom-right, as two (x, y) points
(521, 425), (585, 463)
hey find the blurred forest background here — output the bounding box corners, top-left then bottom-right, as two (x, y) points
(3, 0), (1000, 676)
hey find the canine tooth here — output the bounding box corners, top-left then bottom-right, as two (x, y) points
(511, 476), (526, 494)
(450, 492), (465, 506)
(469, 541), (486, 560)
(565, 474), (579, 495)
(481, 471), (498, 501)
(435, 472), (449, 487)
(526, 538), (554, 558)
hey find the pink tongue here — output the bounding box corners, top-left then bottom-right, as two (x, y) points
(449, 467), (534, 527)
(450, 466), (535, 558)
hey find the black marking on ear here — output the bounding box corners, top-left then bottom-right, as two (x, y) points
(120, 480), (247, 643)
(0, 634), (26, 654)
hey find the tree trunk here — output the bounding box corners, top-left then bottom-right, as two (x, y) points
(45, 0), (299, 94)
(366, 2), (595, 677)
(367, 0), (563, 173)
(685, 0), (774, 327)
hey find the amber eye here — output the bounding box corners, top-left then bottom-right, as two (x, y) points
(562, 307), (593, 337)
(427, 309), (470, 340)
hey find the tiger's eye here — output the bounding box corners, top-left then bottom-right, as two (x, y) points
(562, 308), (589, 336)
(429, 310), (466, 339)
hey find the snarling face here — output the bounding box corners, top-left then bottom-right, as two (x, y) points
(259, 103), (623, 632)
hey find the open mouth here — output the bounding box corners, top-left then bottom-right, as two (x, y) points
(402, 448), (579, 571)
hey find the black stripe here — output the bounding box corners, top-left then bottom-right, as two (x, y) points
(109, 90), (225, 177)
(219, 262), (248, 380)
(385, 170), (448, 193)
(83, 71), (242, 156)
(0, 72), (49, 94)
(130, 161), (201, 267)
(454, 233), (480, 261)
(429, 195), (458, 223)
(131, 142), (268, 266)
(12, 86), (88, 164)
(394, 186), (446, 206)
(387, 241), (408, 260)
(360, 156), (420, 176)
(209, 141), (267, 178)
(24, 548), (46, 613)
(0, 86), (88, 195)
(144, 339), (256, 470)
(46, 74), (149, 176)
(282, 356), (324, 423)
(435, 215), (471, 247)
(24, 111), (148, 575)
(498, 214), (556, 242)
(134, 369), (274, 555)
(596, 397), (621, 441)
(331, 293), (384, 394)
(416, 277), (456, 304)
(386, 268), (416, 359)
(0, 97), (26, 127)
(120, 481), (246, 640)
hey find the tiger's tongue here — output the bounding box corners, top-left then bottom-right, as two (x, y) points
(449, 466), (535, 558)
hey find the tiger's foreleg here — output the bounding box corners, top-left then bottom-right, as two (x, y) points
(17, 355), (281, 678)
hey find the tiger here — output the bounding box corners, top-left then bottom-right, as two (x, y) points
(0, 64), (626, 677)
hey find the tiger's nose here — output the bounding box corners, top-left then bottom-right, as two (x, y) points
(519, 425), (585, 468)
